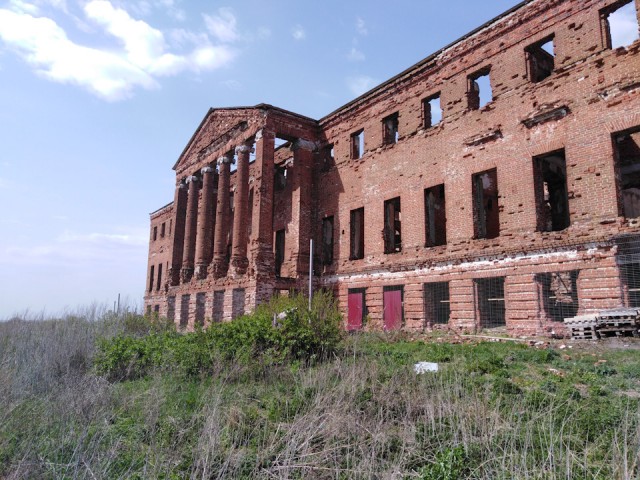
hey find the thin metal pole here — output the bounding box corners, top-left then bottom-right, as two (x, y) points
(308, 239), (313, 310)
(117, 293), (120, 314)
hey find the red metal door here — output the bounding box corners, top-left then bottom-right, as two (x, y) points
(347, 291), (363, 330)
(383, 288), (403, 331)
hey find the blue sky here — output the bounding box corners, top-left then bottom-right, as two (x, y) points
(0, 0), (637, 317)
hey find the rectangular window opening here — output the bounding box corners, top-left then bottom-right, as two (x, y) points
(275, 229), (285, 277)
(156, 263), (163, 291)
(232, 288), (245, 319)
(212, 290), (225, 322)
(350, 207), (365, 260)
(322, 216), (334, 265)
(274, 164), (288, 191)
(537, 271), (579, 322)
(423, 93), (442, 128)
(167, 296), (176, 321)
(179, 294), (190, 328)
(527, 36), (555, 82)
(320, 144), (335, 172)
(383, 113), (399, 145)
(384, 197), (402, 253)
(603, 1), (640, 49)
(161, 222), (166, 238)
(195, 292), (206, 326)
(473, 169), (500, 239)
(615, 129), (640, 218)
(534, 150), (570, 231)
(424, 282), (450, 326)
(468, 69), (492, 110)
(148, 265), (155, 293)
(351, 129), (364, 159)
(424, 184), (446, 246)
(476, 277), (506, 328)
(152, 225), (158, 241)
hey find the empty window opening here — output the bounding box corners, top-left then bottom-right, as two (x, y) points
(232, 288), (245, 319)
(423, 94), (442, 128)
(275, 229), (285, 277)
(179, 294), (190, 328)
(603, 1), (640, 49)
(534, 151), (570, 231)
(274, 164), (288, 191)
(476, 277), (506, 328)
(212, 290), (225, 322)
(152, 225), (158, 241)
(320, 144), (335, 172)
(169, 219), (172, 236)
(167, 296), (176, 321)
(468, 69), (492, 110)
(527, 36), (555, 82)
(195, 292), (206, 326)
(347, 288), (366, 331)
(424, 282), (450, 326)
(350, 207), (365, 260)
(146, 305), (152, 316)
(424, 184), (447, 246)
(383, 286), (404, 331)
(615, 129), (640, 218)
(384, 197), (402, 253)
(351, 129), (364, 159)
(153, 305), (160, 315)
(161, 222), (166, 238)
(148, 265), (155, 292)
(383, 113), (399, 145)
(473, 169), (500, 239)
(322, 216), (334, 265)
(537, 271), (579, 322)
(156, 263), (163, 291)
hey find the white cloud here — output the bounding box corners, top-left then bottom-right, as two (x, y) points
(204, 7), (238, 43)
(0, 2), (237, 100)
(346, 75), (377, 95)
(347, 46), (365, 62)
(221, 79), (241, 90)
(608, 2), (640, 48)
(291, 24), (305, 40)
(356, 17), (367, 36)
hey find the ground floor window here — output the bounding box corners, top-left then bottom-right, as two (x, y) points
(424, 282), (450, 326)
(536, 271), (579, 321)
(475, 277), (505, 328)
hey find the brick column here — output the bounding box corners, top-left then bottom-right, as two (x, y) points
(195, 165), (215, 279)
(212, 153), (234, 278)
(231, 141), (252, 275)
(181, 175), (199, 282)
(169, 181), (188, 286)
(291, 138), (314, 276)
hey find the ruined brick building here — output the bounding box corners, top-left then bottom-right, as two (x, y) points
(145, 0), (640, 336)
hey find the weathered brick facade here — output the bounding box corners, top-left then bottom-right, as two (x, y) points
(145, 0), (640, 336)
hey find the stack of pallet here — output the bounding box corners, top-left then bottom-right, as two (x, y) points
(564, 309), (640, 339)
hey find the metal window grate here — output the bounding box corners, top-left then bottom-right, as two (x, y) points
(424, 282), (450, 326)
(537, 271), (579, 322)
(476, 277), (505, 328)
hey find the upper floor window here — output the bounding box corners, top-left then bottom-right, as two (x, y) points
(526, 36), (555, 82)
(602, 0), (640, 49)
(350, 207), (365, 259)
(614, 128), (640, 219)
(320, 144), (335, 172)
(160, 222), (166, 238)
(468, 68), (492, 110)
(534, 150), (570, 232)
(351, 129), (364, 159)
(422, 93), (442, 128)
(382, 113), (399, 145)
(152, 225), (158, 241)
(472, 169), (499, 239)
(424, 184), (446, 246)
(322, 216), (334, 264)
(383, 197), (402, 253)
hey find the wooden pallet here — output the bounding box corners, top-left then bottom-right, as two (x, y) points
(569, 326), (600, 340)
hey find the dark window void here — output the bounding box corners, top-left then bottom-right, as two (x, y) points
(320, 144), (335, 172)
(179, 294), (190, 328)
(167, 296), (176, 321)
(153, 304), (160, 314)
(351, 129), (364, 159)
(148, 265), (155, 292)
(322, 216), (334, 265)
(169, 219), (172, 236)
(537, 271), (579, 322)
(161, 222), (166, 237)
(602, 1), (640, 49)
(476, 277), (506, 328)
(383, 113), (399, 145)
(275, 229), (285, 277)
(468, 68), (492, 110)
(424, 184), (446, 246)
(153, 225), (158, 241)
(274, 165), (287, 191)
(621, 262), (640, 307)
(212, 290), (224, 322)
(156, 263), (163, 291)
(473, 169), (499, 239)
(350, 207), (365, 260)
(384, 197), (402, 253)
(424, 282), (450, 326)
(527, 36), (555, 82)
(534, 151), (570, 231)
(195, 292), (206, 326)
(423, 93), (442, 128)
(232, 288), (245, 319)
(615, 130), (640, 218)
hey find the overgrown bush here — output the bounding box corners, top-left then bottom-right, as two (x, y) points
(95, 292), (344, 380)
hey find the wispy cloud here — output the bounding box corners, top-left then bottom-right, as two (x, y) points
(608, 2), (640, 48)
(220, 79), (241, 90)
(203, 7), (238, 43)
(0, 1), (238, 101)
(347, 46), (365, 62)
(346, 75), (377, 96)
(355, 17), (367, 36)
(291, 24), (305, 40)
